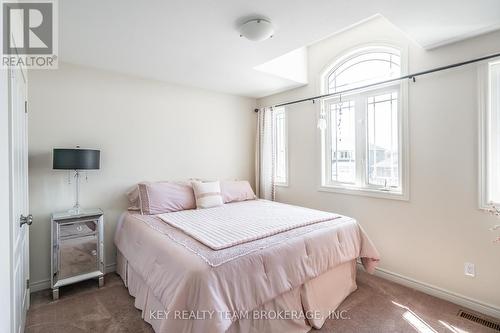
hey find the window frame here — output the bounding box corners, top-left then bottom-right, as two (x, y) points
(318, 45), (409, 201)
(273, 106), (288, 186)
(479, 59), (500, 208)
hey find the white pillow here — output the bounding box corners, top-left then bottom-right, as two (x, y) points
(192, 181), (224, 209)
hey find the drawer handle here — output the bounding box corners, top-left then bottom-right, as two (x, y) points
(76, 225), (83, 232)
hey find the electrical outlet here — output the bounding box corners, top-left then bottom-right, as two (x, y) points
(464, 262), (475, 277)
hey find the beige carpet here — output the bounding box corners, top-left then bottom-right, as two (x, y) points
(26, 271), (499, 333)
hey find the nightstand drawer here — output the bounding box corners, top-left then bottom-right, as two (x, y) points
(59, 234), (99, 279)
(59, 220), (98, 239)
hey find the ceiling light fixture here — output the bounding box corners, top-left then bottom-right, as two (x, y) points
(239, 19), (274, 42)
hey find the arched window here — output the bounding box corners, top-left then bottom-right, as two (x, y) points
(320, 46), (407, 199)
(326, 47), (400, 93)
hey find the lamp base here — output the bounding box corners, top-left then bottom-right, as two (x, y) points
(72, 170), (81, 215)
(67, 207), (81, 215)
(67, 203), (82, 215)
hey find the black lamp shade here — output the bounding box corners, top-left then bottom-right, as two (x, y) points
(53, 149), (100, 170)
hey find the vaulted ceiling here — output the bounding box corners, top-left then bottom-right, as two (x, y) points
(60, 0), (500, 97)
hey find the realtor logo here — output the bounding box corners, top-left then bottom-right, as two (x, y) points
(2, 0), (58, 68)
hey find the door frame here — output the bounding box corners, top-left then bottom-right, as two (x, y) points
(0, 69), (14, 333)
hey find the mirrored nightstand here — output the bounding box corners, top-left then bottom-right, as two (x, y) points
(51, 209), (104, 300)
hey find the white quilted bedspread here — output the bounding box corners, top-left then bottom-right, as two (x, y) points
(158, 200), (339, 250)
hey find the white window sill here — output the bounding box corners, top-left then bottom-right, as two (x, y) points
(479, 201), (500, 210)
(275, 182), (289, 187)
(318, 185), (409, 201)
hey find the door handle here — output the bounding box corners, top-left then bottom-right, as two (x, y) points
(20, 214), (33, 227)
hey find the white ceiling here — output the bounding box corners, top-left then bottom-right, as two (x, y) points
(60, 0), (500, 98)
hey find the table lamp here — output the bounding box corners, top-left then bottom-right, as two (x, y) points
(53, 147), (100, 214)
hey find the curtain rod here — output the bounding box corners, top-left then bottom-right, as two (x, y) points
(254, 51), (500, 112)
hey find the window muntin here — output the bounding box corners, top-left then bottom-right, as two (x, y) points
(273, 107), (288, 185)
(327, 49), (400, 94)
(321, 46), (405, 197)
(367, 92), (399, 188)
(327, 100), (356, 184)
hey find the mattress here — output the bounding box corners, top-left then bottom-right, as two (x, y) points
(114, 200), (379, 333)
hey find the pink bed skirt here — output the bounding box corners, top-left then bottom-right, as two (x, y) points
(116, 250), (357, 333)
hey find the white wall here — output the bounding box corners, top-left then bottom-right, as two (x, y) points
(258, 17), (500, 313)
(28, 63), (256, 289)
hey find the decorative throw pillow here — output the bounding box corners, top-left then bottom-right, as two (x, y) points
(220, 180), (256, 203)
(137, 181), (196, 215)
(192, 181), (224, 209)
(126, 186), (141, 211)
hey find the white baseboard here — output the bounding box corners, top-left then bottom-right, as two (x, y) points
(30, 262), (117, 293)
(30, 279), (50, 293)
(105, 262), (116, 274)
(30, 262), (500, 319)
(367, 265), (500, 319)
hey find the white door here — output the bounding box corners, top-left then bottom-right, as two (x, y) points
(8, 61), (30, 333)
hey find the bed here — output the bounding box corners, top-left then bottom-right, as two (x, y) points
(114, 199), (379, 333)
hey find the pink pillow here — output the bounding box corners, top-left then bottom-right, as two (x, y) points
(137, 181), (196, 215)
(126, 186), (141, 211)
(220, 180), (256, 204)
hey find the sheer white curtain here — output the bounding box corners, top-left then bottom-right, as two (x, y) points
(255, 107), (275, 200)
